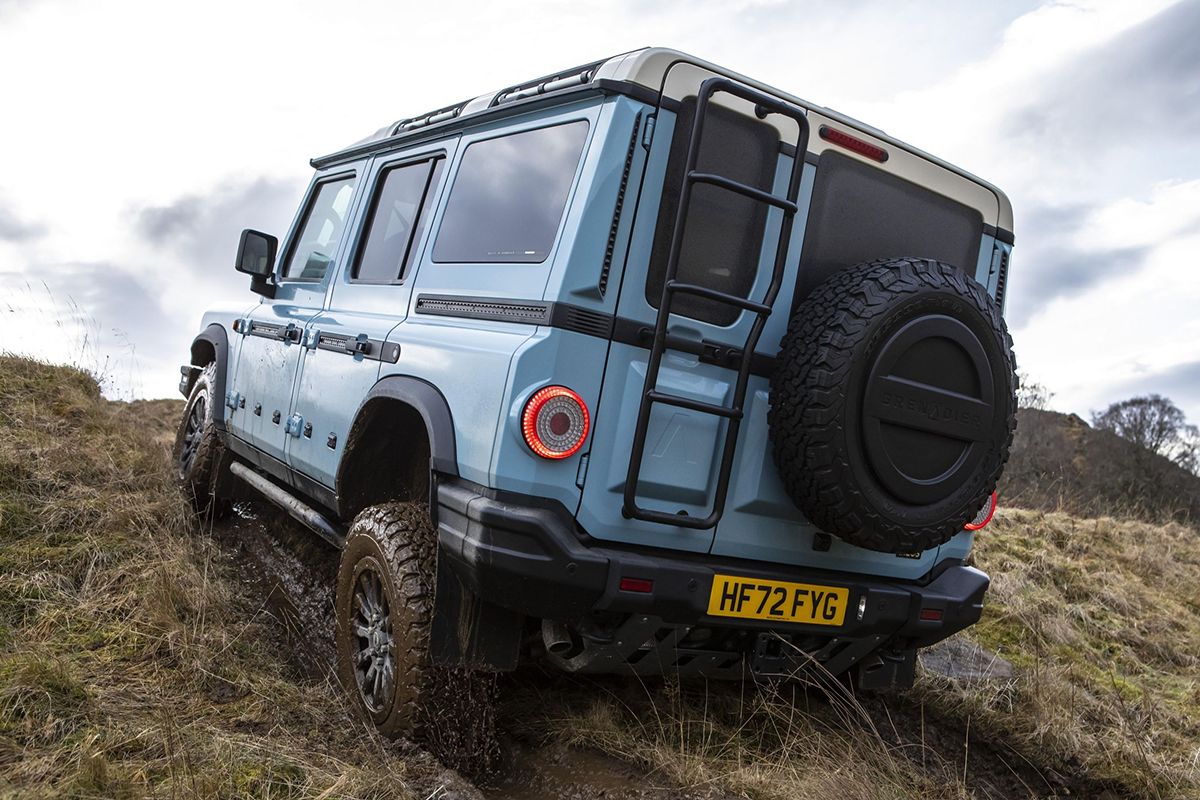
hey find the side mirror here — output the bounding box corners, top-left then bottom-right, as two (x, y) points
(235, 229), (278, 298)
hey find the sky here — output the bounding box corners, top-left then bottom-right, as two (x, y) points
(0, 0), (1198, 424)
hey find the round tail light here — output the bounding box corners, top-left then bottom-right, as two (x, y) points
(522, 386), (589, 459)
(964, 492), (998, 531)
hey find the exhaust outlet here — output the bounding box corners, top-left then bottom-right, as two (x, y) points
(541, 619), (575, 656)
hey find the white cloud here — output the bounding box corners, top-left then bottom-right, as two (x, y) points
(0, 0), (1197, 430)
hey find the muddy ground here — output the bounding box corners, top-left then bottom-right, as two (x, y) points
(207, 502), (1079, 800)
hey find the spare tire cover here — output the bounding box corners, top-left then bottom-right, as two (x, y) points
(769, 257), (1017, 553)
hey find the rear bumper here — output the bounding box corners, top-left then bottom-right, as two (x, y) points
(436, 477), (988, 676)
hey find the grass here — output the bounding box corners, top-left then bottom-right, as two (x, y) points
(0, 356), (425, 798)
(513, 673), (977, 800)
(3, 353), (1199, 799)
(917, 508), (1200, 799)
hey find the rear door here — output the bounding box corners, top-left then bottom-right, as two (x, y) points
(576, 65), (804, 555)
(286, 144), (453, 491)
(229, 169), (361, 468)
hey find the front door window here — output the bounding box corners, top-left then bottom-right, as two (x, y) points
(284, 176), (357, 281)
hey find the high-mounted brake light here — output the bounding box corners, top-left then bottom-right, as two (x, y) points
(818, 125), (889, 163)
(965, 492), (998, 531)
(522, 385), (590, 459)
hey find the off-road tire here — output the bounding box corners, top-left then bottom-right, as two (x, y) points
(173, 362), (232, 518)
(769, 258), (1017, 553)
(335, 502), (497, 773)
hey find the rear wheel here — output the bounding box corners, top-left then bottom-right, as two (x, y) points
(335, 502), (497, 772)
(172, 362), (231, 518)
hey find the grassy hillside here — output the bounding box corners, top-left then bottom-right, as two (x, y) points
(1001, 408), (1200, 523)
(1, 356), (1198, 799)
(930, 509), (1200, 797)
(0, 357), (447, 798)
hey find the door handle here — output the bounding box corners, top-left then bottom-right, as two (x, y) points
(345, 333), (372, 355)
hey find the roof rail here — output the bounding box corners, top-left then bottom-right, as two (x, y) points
(491, 58), (607, 107)
(392, 99), (473, 135)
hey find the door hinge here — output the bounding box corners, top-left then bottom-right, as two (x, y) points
(304, 328), (320, 349)
(641, 114), (656, 151)
(285, 413), (304, 438)
(225, 391), (241, 411)
(575, 452), (590, 489)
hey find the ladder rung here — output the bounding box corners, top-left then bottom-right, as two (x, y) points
(646, 390), (743, 419)
(667, 281), (772, 314)
(688, 172), (798, 213)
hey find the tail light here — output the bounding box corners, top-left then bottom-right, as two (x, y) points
(522, 386), (589, 459)
(965, 492), (998, 531)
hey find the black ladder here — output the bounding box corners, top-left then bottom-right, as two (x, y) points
(622, 77), (810, 530)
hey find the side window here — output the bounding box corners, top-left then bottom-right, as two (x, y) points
(283, 176), (357, 281)
(432, 121), (589, 263)
(645, 99), (780, 326)
(354, 158), (444, 284)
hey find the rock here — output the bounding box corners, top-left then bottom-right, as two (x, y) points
(920, 636), (1015, 682)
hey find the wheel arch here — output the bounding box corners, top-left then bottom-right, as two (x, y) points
(335, 376), (459, 520)
(186, 324), (229, 427)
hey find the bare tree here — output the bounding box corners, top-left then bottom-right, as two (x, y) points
(1092, 395), (1199, 472)
(1016, 371), (1054, 410)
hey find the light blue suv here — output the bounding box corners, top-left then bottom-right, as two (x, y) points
(175, 49), (1017, 751)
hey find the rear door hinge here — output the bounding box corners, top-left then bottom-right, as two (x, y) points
(575, 452), (590, 489)
(225, 391), (242, 411)
(641, 114), (656, 151)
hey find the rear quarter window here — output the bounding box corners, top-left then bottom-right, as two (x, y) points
(432, 121), (589, 264)
(796, 151), (984, 302)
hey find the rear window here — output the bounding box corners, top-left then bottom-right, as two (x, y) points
(645, 98), (780, 327)
(796, 151), (983, 302)
(432, 121), (589, 263)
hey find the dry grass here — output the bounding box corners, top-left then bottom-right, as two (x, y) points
(516, 672), (977, 800)
(0, 356), (428, 798)
(917, 508), (1200, 799)
(4, 354), (1200, 800)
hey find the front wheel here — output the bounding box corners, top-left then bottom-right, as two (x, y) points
(172, 362), (231, 518)
(334, 502), (497, 772)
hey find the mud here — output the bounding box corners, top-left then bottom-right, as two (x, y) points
(206, 501), (1092, 800)
(486, 740), (726, 800)
(209, 502), (338, 680)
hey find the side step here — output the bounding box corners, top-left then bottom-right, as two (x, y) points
(229, 461), (346, 549)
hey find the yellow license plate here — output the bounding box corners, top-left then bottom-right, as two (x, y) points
(707, 574), (849, 626)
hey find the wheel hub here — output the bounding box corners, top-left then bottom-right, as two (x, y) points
(351, 567), (394, 713)
(179, 394), (206, 474)
(861, 313), (994, 505)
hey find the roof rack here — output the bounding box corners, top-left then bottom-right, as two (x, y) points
(491, 58), (607, 107)
(391, 99), (473, 135)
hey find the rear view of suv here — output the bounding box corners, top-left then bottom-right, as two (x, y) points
(174, 48), (1017, 755)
